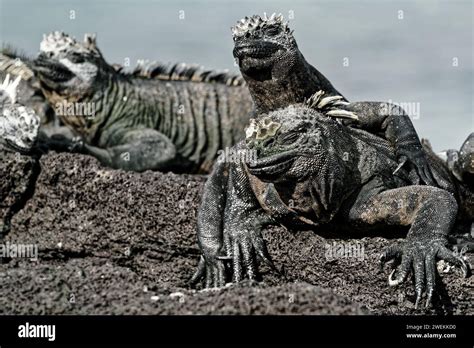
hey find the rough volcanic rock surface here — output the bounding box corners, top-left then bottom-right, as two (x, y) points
(0, 151), (40, 235)
(0, 152), (472, 314)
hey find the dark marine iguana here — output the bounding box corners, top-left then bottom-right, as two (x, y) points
(231, 13), (438, 186)
(190, 95), (473, 309)
(190, 14), (472, 307)
(32, 31), (254, 173)
(438, 133), (474, 189)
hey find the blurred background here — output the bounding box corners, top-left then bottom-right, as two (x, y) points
(0, 0), (472, 151)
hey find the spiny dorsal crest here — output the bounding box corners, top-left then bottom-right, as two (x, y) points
(0, 54), (34, 81)
(231, 13), (291, 38)
(0, 73), (22, 104)
(1, 46), (35, 80)
(131, 60), (245, 86)
(40, 31), (100, 56)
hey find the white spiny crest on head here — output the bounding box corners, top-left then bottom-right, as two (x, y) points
(231, 13), (291, 38)
(83, 33), (97, 48)
(0, 73), (21, 104)
(40, 31), (98, 55)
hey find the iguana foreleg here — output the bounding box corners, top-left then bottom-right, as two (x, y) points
(221, 161), (275, 283)
(190, 158), (229, 288)
(191, 145), (275, 287)
(348, 185), (470, 308)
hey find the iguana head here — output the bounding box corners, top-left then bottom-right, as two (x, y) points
(439, 133), (474, 184)
(33, 32), (111, 99)
(0, 74), (40, 154)
(232, 13), (296, 76)
(245, 106), (334, 183)
(231, 14), (342, 114)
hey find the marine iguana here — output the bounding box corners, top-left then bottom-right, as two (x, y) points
(32, 32), (254, 173)
(231, 14), (438, 187)
(0, 47), (54, 126)
(0, 74), (41, 154)
(191, 93), (473, 308)
(438, 133), (474, 189)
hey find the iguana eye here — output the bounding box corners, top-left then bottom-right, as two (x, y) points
(277, 131), (299, 144)
(266, 26), (280, 36)
(69, 52), (84, 63)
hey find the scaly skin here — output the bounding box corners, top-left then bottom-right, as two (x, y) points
(0, 74), (41, 154)
(191, 96), (472, 309)
(232, 14), (438, 186)
(438, 133), (474, 189)
(32, 32), (254, 173)
(0, 47), (55, 125)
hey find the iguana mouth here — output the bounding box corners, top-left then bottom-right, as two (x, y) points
(33, 56), (74, 83)
(246, 149), (297, 178)
(233, 42), (280, 59)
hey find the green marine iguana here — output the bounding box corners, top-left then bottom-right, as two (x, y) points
(191, 94), (473, 309)
(32, 31), (254, 173)
(231, 13), (438, 187)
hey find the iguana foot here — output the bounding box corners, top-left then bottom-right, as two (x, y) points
(41, 133), (84, 153)
(190, 255), (227, 288)
(380, 238), (470, 308)
(190, 227), (276, 288)
(223, 226), (276, 283)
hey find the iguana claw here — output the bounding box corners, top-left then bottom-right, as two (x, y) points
(388, 269), (400, 286)
(189, 255), (227, 288)
(393, 155), (408, 175)
(326, 109), (358, 121)
(317, 95), (344, 109)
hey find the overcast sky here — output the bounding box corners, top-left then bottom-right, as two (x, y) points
(1, 0), (472, 151)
